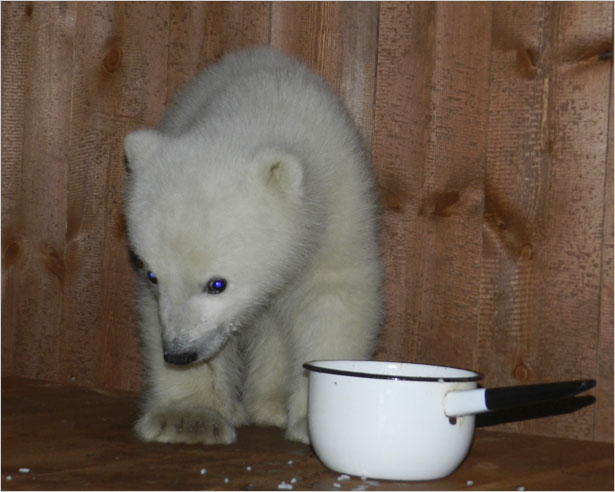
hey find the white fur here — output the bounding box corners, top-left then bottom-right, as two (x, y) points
(124, 46), (383, 445)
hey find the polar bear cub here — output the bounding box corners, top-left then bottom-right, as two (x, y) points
(123, 46), (383, 445)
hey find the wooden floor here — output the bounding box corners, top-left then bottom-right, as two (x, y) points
(2, 377), (613, 491)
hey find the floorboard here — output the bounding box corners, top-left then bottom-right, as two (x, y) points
(2, 377), (612, 490)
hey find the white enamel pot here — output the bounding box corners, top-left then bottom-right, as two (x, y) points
(304, 360), (595, 481)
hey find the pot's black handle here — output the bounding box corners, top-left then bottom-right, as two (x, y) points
(485, 379), (596, 412)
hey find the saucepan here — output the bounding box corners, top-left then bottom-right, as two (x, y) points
(303, 360), (595, 481)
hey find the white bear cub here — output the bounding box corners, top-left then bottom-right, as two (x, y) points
(124, 46), (383, 445)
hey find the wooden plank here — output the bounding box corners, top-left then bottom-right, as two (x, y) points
(1, 2), (77, 382)
(270, 1), (379, 147)
(98, 2), (172, 391)
(478, 0), (557, 417)
(412, 3), (492, 370)
(373, 3), (492, 368)
(371, 2), (435, 362)
(478, 2), (613, 440)
(60, 2), (170, 390)
(1, 2), (31, 375)
(595, 58), (613, 442)
(167, 2), (271, 101)
(0, 2), (28, 223)
(2, 377), (613, 491)
(59, 1), (121, 388)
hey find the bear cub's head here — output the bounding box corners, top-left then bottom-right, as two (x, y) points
(124, 129), (317, 365)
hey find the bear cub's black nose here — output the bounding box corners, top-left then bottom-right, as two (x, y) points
(163, 350), (198, 365)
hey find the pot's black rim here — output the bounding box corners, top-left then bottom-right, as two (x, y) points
(303, 361), (482, 383)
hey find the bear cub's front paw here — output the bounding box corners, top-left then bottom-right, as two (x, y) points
(135, 405), (237, 445)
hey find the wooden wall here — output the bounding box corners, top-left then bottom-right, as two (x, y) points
(1, 2), (612, 442)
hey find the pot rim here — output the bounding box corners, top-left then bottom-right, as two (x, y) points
(303, 360), (482, 383)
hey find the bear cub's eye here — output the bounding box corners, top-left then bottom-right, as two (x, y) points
(146, 271), (158, 284)
(205, 277), (227, 294)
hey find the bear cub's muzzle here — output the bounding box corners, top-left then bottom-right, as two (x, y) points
(163, 349), (198, 365)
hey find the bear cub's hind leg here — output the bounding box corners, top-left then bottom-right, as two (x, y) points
(242, 312), (289, 429)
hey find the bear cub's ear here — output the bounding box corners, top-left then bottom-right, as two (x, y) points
(252, 148), (304, 202)
(123, 129), (163, 171)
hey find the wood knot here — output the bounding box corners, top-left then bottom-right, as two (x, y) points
(520, 243), (534, 260)
(379, 179), (408, 212)
(113, 211), (127, 239)
(433, 190), (460, 217)
(3, 239), (21, 268)
(40, 242), (65, 284)
(513, 362), (531, 382)
(103, 45), (122, 73)
(380, 186), (403, 211)
(516, 48), (537, 79)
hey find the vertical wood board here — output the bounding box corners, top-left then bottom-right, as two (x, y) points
(167, 2), (271, 103)
(2, 2), (77, 382)
(270, 2), (379, 147)
(595, 65), (613, 442)
(372, 2), (437, 362)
